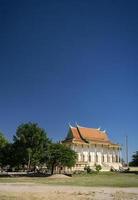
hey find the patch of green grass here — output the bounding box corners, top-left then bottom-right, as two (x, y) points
(0, 172), (138, 187)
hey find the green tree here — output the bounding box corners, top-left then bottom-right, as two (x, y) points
(13, 122), (51, 170)
(0, 143), (13, 168)
(0, 132), (8, 148)
(46, 143), (77, 175)
(129, 151), (138, 166)
(0, 132), (8, 167)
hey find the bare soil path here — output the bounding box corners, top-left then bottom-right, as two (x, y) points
(0, 184), (138, 200)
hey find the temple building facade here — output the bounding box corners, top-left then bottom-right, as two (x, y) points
(63, 124), (122, 171)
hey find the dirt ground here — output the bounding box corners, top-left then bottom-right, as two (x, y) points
(0, 184), (138, 200)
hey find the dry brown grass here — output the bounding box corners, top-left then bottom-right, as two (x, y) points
(0, 189), (138, 200)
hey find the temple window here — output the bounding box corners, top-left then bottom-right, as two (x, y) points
(83, 154), (85, 162)
(112, 155), (114, 162)
(102, 155), (104, 162)
(81, 154), (83, 161)
(96, 154), (98, 162)
(116, 155), (118, 162)
(89, 154), (91, 162)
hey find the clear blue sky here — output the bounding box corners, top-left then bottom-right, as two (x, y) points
(0, 0), (138, 161)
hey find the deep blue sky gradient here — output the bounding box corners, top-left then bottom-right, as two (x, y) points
(0, 0), (138, 161)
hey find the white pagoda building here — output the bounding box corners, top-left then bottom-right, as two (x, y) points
(63, 124), (122, 171)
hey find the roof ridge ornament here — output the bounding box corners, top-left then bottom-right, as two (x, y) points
(75, 122), (80, 127)
(76, 123), (88, 128)
(68, 123), (73, 128)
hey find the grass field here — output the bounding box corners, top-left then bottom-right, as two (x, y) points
(0, 172), (138, 187)
(0, 173), (138, 200)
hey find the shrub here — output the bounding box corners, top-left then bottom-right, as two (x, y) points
(95, 164), (102, 173)
(84, 165), (92, 174)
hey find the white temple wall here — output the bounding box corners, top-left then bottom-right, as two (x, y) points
(70, 144), (120, 168)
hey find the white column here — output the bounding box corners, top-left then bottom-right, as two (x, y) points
(88, 144), (91, 163)
(102, 145), (104, 163)
(115, 148), (118, 162)
(81, 144), (84, 162)
(107, 145), (110, 163)
(120, 147), (122, 164)
(113, 147), (115, 162)
(85, 152), (88, 162)
(110, 147), (113, 163)
(95, 144), (97, 164)
(78, 153), (80, 162)
(118, 147), (120, 163)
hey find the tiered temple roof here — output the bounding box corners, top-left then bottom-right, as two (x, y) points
(63, 124), (119, 147)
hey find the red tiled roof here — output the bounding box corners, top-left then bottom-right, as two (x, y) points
(63, 125), (119, 146)
(71, 127), (82, 140)
(78, 127), (109, 141)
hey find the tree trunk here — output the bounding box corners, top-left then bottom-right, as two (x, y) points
(27, 151), (31, 171)
(51, 163), (55, 175)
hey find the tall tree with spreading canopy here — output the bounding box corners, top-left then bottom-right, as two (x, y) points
(13, 122), (51, 170)
(46, 143), (77, 175)
(0, 132), (9, 167)
(129, 151), (138, 166)
(0, 132), (8, 148)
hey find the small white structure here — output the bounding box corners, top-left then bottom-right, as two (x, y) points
(63, 124), (122, 171)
